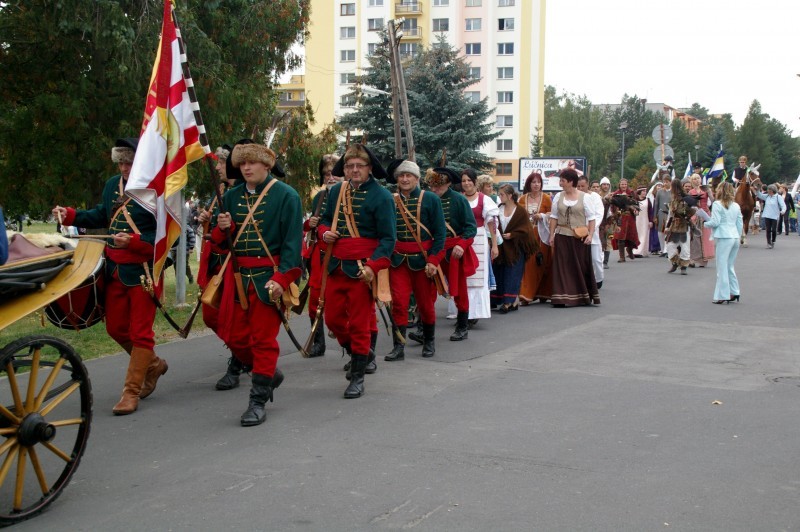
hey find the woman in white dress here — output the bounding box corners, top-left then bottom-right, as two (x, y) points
(448, 168), (499, 321)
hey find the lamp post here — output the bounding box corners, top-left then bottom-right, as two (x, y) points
(694, 144), (700, 162)
(619, 121), (628, 181)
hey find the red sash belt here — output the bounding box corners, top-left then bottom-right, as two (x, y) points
(394, 240), (432, 254)
(218, 255), (279, 345)
(105, 246), (150, 265)
(333, 237), (378, 260)
(442, 237), (478, 297)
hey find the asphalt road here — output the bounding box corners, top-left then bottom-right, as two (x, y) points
(12, 232), (800, 531)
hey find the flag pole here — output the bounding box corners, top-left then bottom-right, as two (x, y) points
(171, 4), (249, 311)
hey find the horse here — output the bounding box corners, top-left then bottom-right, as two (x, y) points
(734, 172), (761, 246)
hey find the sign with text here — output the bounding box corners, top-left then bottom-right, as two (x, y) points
(518, 157), (587, 192)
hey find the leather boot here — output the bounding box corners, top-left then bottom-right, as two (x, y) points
(344, 355), (367, 399)
(307, 317), (326, 358)
(449, 312), (469, 341)
(384, 326), (406, 361)
(365, 331), (378, 374)
(215, 356), (245, 391)
(240, 373), (276, 427)
(408, 323), (424, 344)
(112, 347), (153, 415)
(626, 246), (635, 260)
(139, 355), (168, 399)
(617, 248), (626, 263)
(421, 323), (436, 358)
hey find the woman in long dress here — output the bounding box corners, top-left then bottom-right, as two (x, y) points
(688, 173), (715, 267)
(518, 171), (553, 304)
(632, 186), (650, 257)
(547, 169), (600, 307)
(449, 168), (498, 321)
(491, 185), (537, 312)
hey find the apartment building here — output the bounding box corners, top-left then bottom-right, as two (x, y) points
(298, 0), (546, 183)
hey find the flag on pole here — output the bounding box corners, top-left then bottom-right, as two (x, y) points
(126, 0), (207, 280)
(706, 149), (726, 182)
(683, 152), (693, 179)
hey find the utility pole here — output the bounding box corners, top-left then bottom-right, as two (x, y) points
(387, 19), (415, 162)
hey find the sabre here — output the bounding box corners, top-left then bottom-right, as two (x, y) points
(269, 286), (308, 356)
(140, 275), (187, 337)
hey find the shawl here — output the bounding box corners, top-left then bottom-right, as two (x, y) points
(496, 205), (538, 266)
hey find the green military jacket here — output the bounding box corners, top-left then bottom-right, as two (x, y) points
(214, 176), (303, 304)
(435, 187), (478, 262)
(391, 187), (446, 270)
(70, 174), (156, 286)
(319, 176), (396, 278)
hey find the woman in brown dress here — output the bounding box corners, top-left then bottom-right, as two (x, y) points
(518, 171), (553, 304)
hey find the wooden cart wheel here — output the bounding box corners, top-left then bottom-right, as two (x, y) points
(0, 335), (91, 526)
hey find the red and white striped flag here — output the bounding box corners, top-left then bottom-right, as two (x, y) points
(126, 0), (207, 280)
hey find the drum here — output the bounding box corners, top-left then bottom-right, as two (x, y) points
(45, 255), (105, 330)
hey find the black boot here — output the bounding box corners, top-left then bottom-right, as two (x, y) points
(450, 311), (469, 341)
(240, 373), (276, 427)
(365, 331), (378, 374)
(421, 323), (436, 358)
(384, 326), (406, 361)
(408, 323), (424, 344)
(307, 317), (326, 358)
(215, 356), (245, 391)
(344, 355), (367, 399)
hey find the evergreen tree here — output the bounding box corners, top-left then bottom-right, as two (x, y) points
(734, 101), (777, 181)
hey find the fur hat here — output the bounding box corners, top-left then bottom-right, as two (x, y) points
(318, 154), (341, 186)
(111, 137), (138, 164)
(600, 176), (611, 185)
(231, 143), (276, 169)
(424, 167), (459, 187)
(385, 159), (420, 184)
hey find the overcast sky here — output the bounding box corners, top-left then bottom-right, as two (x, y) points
(545, 0), (799, 135)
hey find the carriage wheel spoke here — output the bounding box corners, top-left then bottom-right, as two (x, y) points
(38, 381), (81, 417)
(34, 357), (67, 411)
(0, 442), (20, 487)
(0, 427), (17, 436)
(25, 347), (41, 412)
(42, 441), (71, 463)
(0, 404), (21, 426)
(50, 417), (85, 428)
(13, 446), (28, 511)
(28, 447), (49, 495)
(6, 362), (25, 417)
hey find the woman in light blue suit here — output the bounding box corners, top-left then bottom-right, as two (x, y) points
(705, 182), (743, 304)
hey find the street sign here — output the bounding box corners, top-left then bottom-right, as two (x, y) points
(654, 145), (674, 164)
(652, 124), (673, 144)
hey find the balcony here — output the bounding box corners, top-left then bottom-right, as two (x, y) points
(401, 26), (423, 39)
(277, 99), (305, 108)
(395, 2), (422, 15)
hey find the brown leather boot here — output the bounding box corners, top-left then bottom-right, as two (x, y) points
(617, 248), (626, 263)
(140, 355), (168, 399)
(112, 347), (153, 415)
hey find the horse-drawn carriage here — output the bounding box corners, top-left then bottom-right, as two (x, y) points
(0, 238), (104, 526)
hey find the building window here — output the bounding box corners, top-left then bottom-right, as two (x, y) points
(340, 50), (356, 62)
(496, 115), (513, 127)
(434, 0), (450, 5)
(432, 18), (449, 32)
(340, 95), (356, 108)
(465, 18), (481, 31)
(466, 0), (482, 5)
(465, 43), (481, 55)
(367, 43), (378, 55)
(496, 163), (512, 175)
(497, 91), (513, 103)
(368, 18), (384, 31)
(498, 18), (514, 31)
(496, 139), (512, 151)
(341, 3), (355, 15)
(340, 27), (356, 39)
(498, 0), (515, 5)
(398, 42), (419, 58)
(368, 0), (384, 5)
(497, 67), (513, 79)
(497, 42), (514, 55)
(468, 67), (481, 80)
(340, 73), (356, 85)
(465, 91), (481, 103)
